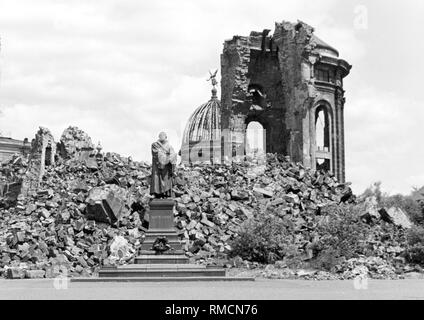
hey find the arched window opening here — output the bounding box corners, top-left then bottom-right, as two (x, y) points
(315, 106), (331, 171)
(315, 107), (330, 152)
(45, 146), (52, 166)
(246, 121), (265, 156)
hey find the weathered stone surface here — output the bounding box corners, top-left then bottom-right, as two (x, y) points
(85, 185), (128, 224)
(105, 236), (134, 265)
(379, 207), (413, 229)
(25, 269), (46, 279)
(0, 143), (151, 278)
(0, 181), (22, 207)
(220, 21), (351, 182)
(84, 157), (98, 171)
(59, 126), (94, 160)
(253, 187), (274, 198)
(0, 128), (418, 280)
(6, 267), (26, 279)
(22, 127), (56, 189)
(0, 137), (31, 164)
(403, 272), (424, 279)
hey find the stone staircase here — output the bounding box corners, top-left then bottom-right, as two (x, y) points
(72, 199), (253, 282)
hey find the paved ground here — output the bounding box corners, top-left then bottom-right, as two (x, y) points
(0, 279), (423, 299)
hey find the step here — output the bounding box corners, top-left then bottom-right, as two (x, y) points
(98, 268), (226, 278)
(144, 229), (179, 233)
(140, 243), (184, 251)
(138, 250), (186, 256)
(140, 237), (184, 250)
(71, 276), (255, 283)
(118, 264), (203, 270)
(135, 255), (189, 264)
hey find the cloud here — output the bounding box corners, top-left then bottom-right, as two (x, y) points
(0, 0), (422, 195)
(345, 87), (424, 195)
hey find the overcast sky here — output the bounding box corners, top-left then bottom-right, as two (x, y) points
(0, 0), (423, 195)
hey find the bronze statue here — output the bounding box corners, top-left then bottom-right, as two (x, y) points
(150, 132), (177, 198)
(207, 69), (218, 87)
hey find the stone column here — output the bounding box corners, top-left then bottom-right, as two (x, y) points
(39, 141), (46, 182)
(335, 87), (345, 182)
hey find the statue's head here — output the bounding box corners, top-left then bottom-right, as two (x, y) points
(158, 132), (167, 142)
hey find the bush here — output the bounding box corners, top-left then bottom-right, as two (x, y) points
(404, 226), (424, 265)
(228, 214), (296, 264)
(311, 204), (370, 271)
(229, 204), (372, 271)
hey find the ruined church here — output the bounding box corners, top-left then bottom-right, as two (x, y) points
(182, 20), (351, 182)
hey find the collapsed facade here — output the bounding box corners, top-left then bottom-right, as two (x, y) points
(182, 20), (351, 182)
(0, 137), (31, 163)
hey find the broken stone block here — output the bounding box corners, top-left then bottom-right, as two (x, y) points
(239, 207), (253, 219)
(58, 210), (71, 223)
(71, 181), (89, 193)
(253, 187), (274, 198)
(39, 208), (51, 219)
(25, 203), (37, 215)
(201, 217), (216, 228)
(44, 266), (61, 279)
(25, 269), (46, 279)
(84, 157), (98, 171)
(6, 267), (26, 279)
(186, 220), (198, 231)
(108, 236), (134, 264)
(403, 272), (424, 280)
(379, 207), (413, 229)
(284, 194), (300, 204)
(85, 184), (128, 224)
(230, 189), (249, 200)
(180, 194), (191, 204)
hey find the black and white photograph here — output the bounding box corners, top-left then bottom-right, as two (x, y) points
(0, 0), (423, 309)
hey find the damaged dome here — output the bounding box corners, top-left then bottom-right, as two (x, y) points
(182, 87), (221, 145)
(181, 83), (222, 164)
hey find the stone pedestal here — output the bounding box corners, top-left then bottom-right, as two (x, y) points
(78, 198), (253, 282)
(147, 199), (176, 229)
(138, 199), (187, 259)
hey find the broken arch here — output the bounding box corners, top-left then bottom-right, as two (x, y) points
(314, 103), (333, 171)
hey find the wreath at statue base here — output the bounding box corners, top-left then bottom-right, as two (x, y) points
(151, 236), (173, 255)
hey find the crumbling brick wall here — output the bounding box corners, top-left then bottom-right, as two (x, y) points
(30, 127), (56, 180)
(220, 20), (351, 182)
(58, 126), (94, 161)
(20, 127), (56, 194)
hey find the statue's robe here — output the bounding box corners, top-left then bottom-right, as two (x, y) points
(150, 140), (177, 197)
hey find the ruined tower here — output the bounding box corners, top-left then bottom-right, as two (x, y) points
(221, 20), (351, 182)
(182, 20), (351, 182)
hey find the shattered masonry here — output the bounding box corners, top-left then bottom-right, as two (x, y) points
(220, 20), (351, 182)
(0, 137), (31, 163)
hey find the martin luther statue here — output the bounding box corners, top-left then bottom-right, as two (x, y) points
(150, 132), (177, 198)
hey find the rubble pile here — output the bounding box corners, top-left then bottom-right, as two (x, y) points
(58, 126), (95, 160)
(0, 128), (152, 278)
(172, 154), (354, 259)
(0, 155), (27, 208)
(0, 128), (420, 279)
(0, 157), (150, 278)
